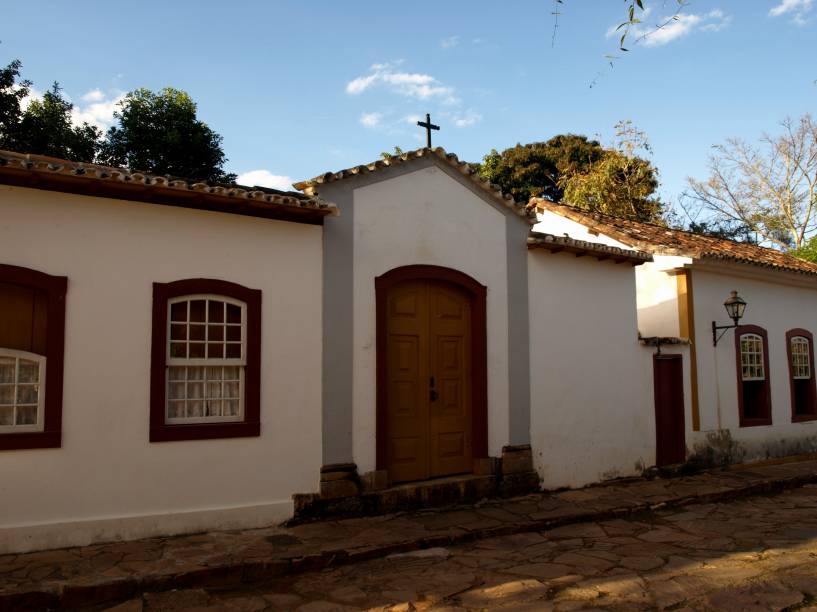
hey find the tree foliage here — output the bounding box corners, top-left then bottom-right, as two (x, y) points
(558, 121), (661, 222)
(477, 122), (662, 222)
(476, 134), (604, 203)
(0, 62), (99, 161)
(684, 114), (817, 250)
(99, 88), (235, 183)
(0, 59), (30, 148)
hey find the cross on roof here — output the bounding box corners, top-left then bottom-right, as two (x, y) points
(417, 113), (440, 148)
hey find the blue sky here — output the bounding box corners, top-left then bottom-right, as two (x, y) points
(2, 0), (815, 214)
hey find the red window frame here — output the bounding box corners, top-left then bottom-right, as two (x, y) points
(735, 324), (772, 427)
(786, 328), (817, 422)
(150, 279), (261, 442)
(0, 264), (67, 451)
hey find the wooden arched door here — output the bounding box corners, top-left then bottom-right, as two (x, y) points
(376, 266), (487, 484)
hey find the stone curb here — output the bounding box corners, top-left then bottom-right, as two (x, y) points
(3, 469), (817, 611)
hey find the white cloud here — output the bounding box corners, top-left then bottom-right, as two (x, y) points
(81, 89), (105, 103)
(235, 170), (293, 191)
(440, 36), (460, 49)
(452, 110), (482, 128)
(607, 7), (731, 46)
(71, 90), (125, 131)
(359, 112), (383, 128)
(769, 0), (813, 24)
(345, 62), (459, 105)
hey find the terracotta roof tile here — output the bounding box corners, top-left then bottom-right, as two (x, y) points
(528, 231), (652, 265)
(294, 147), (534, 220)
(532, 199), (817, 278)
(0, 150), (337, 223)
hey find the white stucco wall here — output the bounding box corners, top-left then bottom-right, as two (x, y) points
(0, 186), (323, 553)
(533, 210), (632, 249)
(528, 251), (655, 488)
(690, 266), (817, 459)
(634, 256), (692, 338)
(351, 166), (510, 472)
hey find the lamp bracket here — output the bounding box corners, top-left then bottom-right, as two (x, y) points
(712, 321), (737, 346)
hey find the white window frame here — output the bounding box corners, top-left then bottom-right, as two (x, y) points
(740, 333), (766, 382)
(791, 336), (811, 380)
(0, 348), (46, 433)
(165, 294), (247, 425)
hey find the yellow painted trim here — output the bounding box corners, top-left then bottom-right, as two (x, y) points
(677, 269), (700, 431)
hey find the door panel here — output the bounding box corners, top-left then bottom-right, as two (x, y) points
(653, 355), (686, 467)
(384, 280), (473, 482)
(429, 282), (472, 478)
(385, 281), (429, 482)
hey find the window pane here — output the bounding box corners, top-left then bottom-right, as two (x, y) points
(170, 343), (187, 358)
(19, 358), (40, 382)
(226, 303), (241, 324)
(189, 342), (205, 358)
(206, 400), (222, 417)
(0, 358), (15, 383)
(226, 343), (241, 359)
(226, 325), (241, 341)
(189, 324), (205, 341)
(187, 366), (205, 380)
(224, 399), (239, 416)
(207, 343), (224, 359)
(0, 385), (13, 405)
(16, 405), (37, 425)
(170, 324), (187, 341)
(208, 324), (224, 342)
(167, 401), (185, 419)
(224, 381), (240, 399)
(207, 382), (222, 399)
(16, 385), (38, 404)
(190, 300), (206, 322)
(168, 366), (186, 381)
(170, 301), (187, 322)
(0, 406), (12, 425)
(168, 382), (186, 400)
(223, 366), (240, 380)
(188, 400), (204, 417)
(188, 382), (204, 399)
(208, 300), (225, 323)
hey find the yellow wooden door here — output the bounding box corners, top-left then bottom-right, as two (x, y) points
(384, 280), (472, 482)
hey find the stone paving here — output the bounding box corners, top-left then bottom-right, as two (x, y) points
(2, 458), (817, 610)
(103, 486), (817, 611)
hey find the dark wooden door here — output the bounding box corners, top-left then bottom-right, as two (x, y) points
(384, 280), (472, 483)
(653, 354), (686, 467)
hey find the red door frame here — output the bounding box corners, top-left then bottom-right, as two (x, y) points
(375, 265), (488, 473)
(653, 353), (686, 467)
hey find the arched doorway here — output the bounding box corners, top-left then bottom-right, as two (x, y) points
(375, 265), (487, 483)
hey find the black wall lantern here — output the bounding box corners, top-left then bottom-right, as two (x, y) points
(712, 290), (747, 346)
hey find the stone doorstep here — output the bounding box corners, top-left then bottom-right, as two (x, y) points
(3, 465), (817, 611)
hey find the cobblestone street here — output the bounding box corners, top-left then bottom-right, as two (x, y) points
(110, 485), (817, 611)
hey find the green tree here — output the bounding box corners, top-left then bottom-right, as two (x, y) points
(476, 134), (604, 203)
(559, 120), (662, 222)
(11, 83), (100, 162)
(792, 235), (817, 263)
(0, 59), (30, 149)
(99, 87), (235, 183)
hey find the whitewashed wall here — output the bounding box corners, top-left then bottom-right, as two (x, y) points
(690, 267), (817, 459)
(533, 211), (631, 249)
(0, 186), (323, 553)
(528, 251), (655, 488)
(634, 256), (692, 338)
(351, 166), (510, 472)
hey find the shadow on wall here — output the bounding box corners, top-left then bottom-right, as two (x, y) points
(687, 429), (817, 469)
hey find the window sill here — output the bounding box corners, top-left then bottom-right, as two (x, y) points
(0, 430), (61, 451)
(739, 418), (773, 428)
(150, 421), (260, 442)
(792, 414), (817, 423)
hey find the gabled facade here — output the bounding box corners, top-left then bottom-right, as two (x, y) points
(534, 199), (817, 467)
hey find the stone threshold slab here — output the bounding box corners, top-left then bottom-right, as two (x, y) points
(2, 459), (817, 610)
